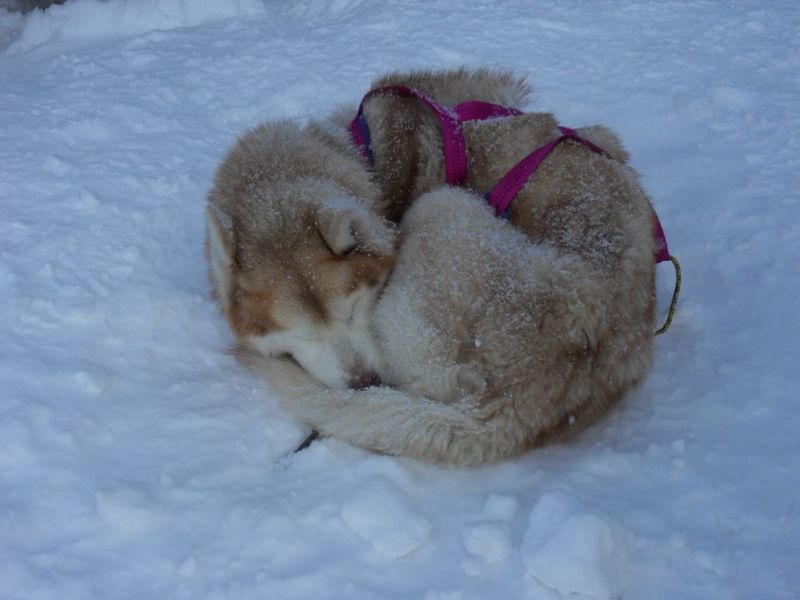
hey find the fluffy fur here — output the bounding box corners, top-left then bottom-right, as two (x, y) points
(206, 68), (530, 388)
(262, 114), (657, 467)
(207, 67), (658, 465)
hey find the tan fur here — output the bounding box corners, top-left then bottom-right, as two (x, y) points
(207, 68), (658, 465)
(265, 110), (658, 467)
(206, 68), (530, 389)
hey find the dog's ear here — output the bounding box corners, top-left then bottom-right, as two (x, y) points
(205, 205), (235, 307)
(318, 202), (396, 257)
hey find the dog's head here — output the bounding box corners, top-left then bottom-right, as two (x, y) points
(206, 179), (395, 390)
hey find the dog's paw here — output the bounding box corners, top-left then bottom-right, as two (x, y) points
(454, 364), (488, 400)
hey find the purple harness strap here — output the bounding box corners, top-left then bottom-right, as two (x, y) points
(484, 126), (610, 217)
(349, 84), (522, 186)
(485, 126), (671, 263)
(453, 100), (524, 122)
(349, 86), (670, 263)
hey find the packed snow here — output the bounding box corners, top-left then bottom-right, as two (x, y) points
(340, 476), (432, 559)
(1, 1), (799, 599)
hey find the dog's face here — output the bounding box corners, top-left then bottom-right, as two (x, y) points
(206, 188), (395, 390)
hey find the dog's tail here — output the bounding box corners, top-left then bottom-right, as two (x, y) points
(257, 357), (529, 467)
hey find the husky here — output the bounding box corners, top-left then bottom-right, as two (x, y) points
(259, 114), (658, 466)
(206, 68), (530, 389)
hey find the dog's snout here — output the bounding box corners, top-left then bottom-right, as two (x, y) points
(349, 370), (381, 390)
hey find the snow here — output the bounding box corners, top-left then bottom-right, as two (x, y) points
(5, 0), (266, 53)
(520, 491), (632, 600)
(340, 476), (432, 559)
(1, 1), (799, 599)
(461, 522), (512, 569)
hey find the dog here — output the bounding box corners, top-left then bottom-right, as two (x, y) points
(206, 68), (530, 389)
(259, 113), (658, 466)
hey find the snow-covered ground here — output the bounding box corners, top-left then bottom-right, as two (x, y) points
(1, 1), (799, 598)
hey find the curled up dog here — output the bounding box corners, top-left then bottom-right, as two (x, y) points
(259, 117), (659, 466)
(206, 69), (666, 466)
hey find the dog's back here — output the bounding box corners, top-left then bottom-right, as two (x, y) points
(374, 179), (655, 455)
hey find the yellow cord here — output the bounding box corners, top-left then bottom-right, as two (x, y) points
(655, 255), (682, 336)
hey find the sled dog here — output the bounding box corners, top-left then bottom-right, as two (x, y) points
(206, 68), (530, 389)
(261, 113), (658, 466)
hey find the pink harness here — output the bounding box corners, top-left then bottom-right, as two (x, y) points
(349, 85), (670, 263)
(350, 84), (524, 186)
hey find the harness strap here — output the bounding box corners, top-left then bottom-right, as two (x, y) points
(350, 86), (671, 264)
(453, 100), (524, 122)
(484, 127), (607, 217)
(349, 85), (522, 186)
(485, 126), (671, 263)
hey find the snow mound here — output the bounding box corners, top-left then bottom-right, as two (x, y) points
(7, 0), (265, 53)
(459, 494), (518, 575)
(340, 476), (432, 558)
(462, 522), (512, 566)
(521, 491), (633, 600)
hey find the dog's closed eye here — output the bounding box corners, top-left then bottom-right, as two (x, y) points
(282, 352), (298, 364)
(275, 351), (301, 367)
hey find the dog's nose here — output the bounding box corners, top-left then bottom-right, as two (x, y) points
(349, 371), (381, 390)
